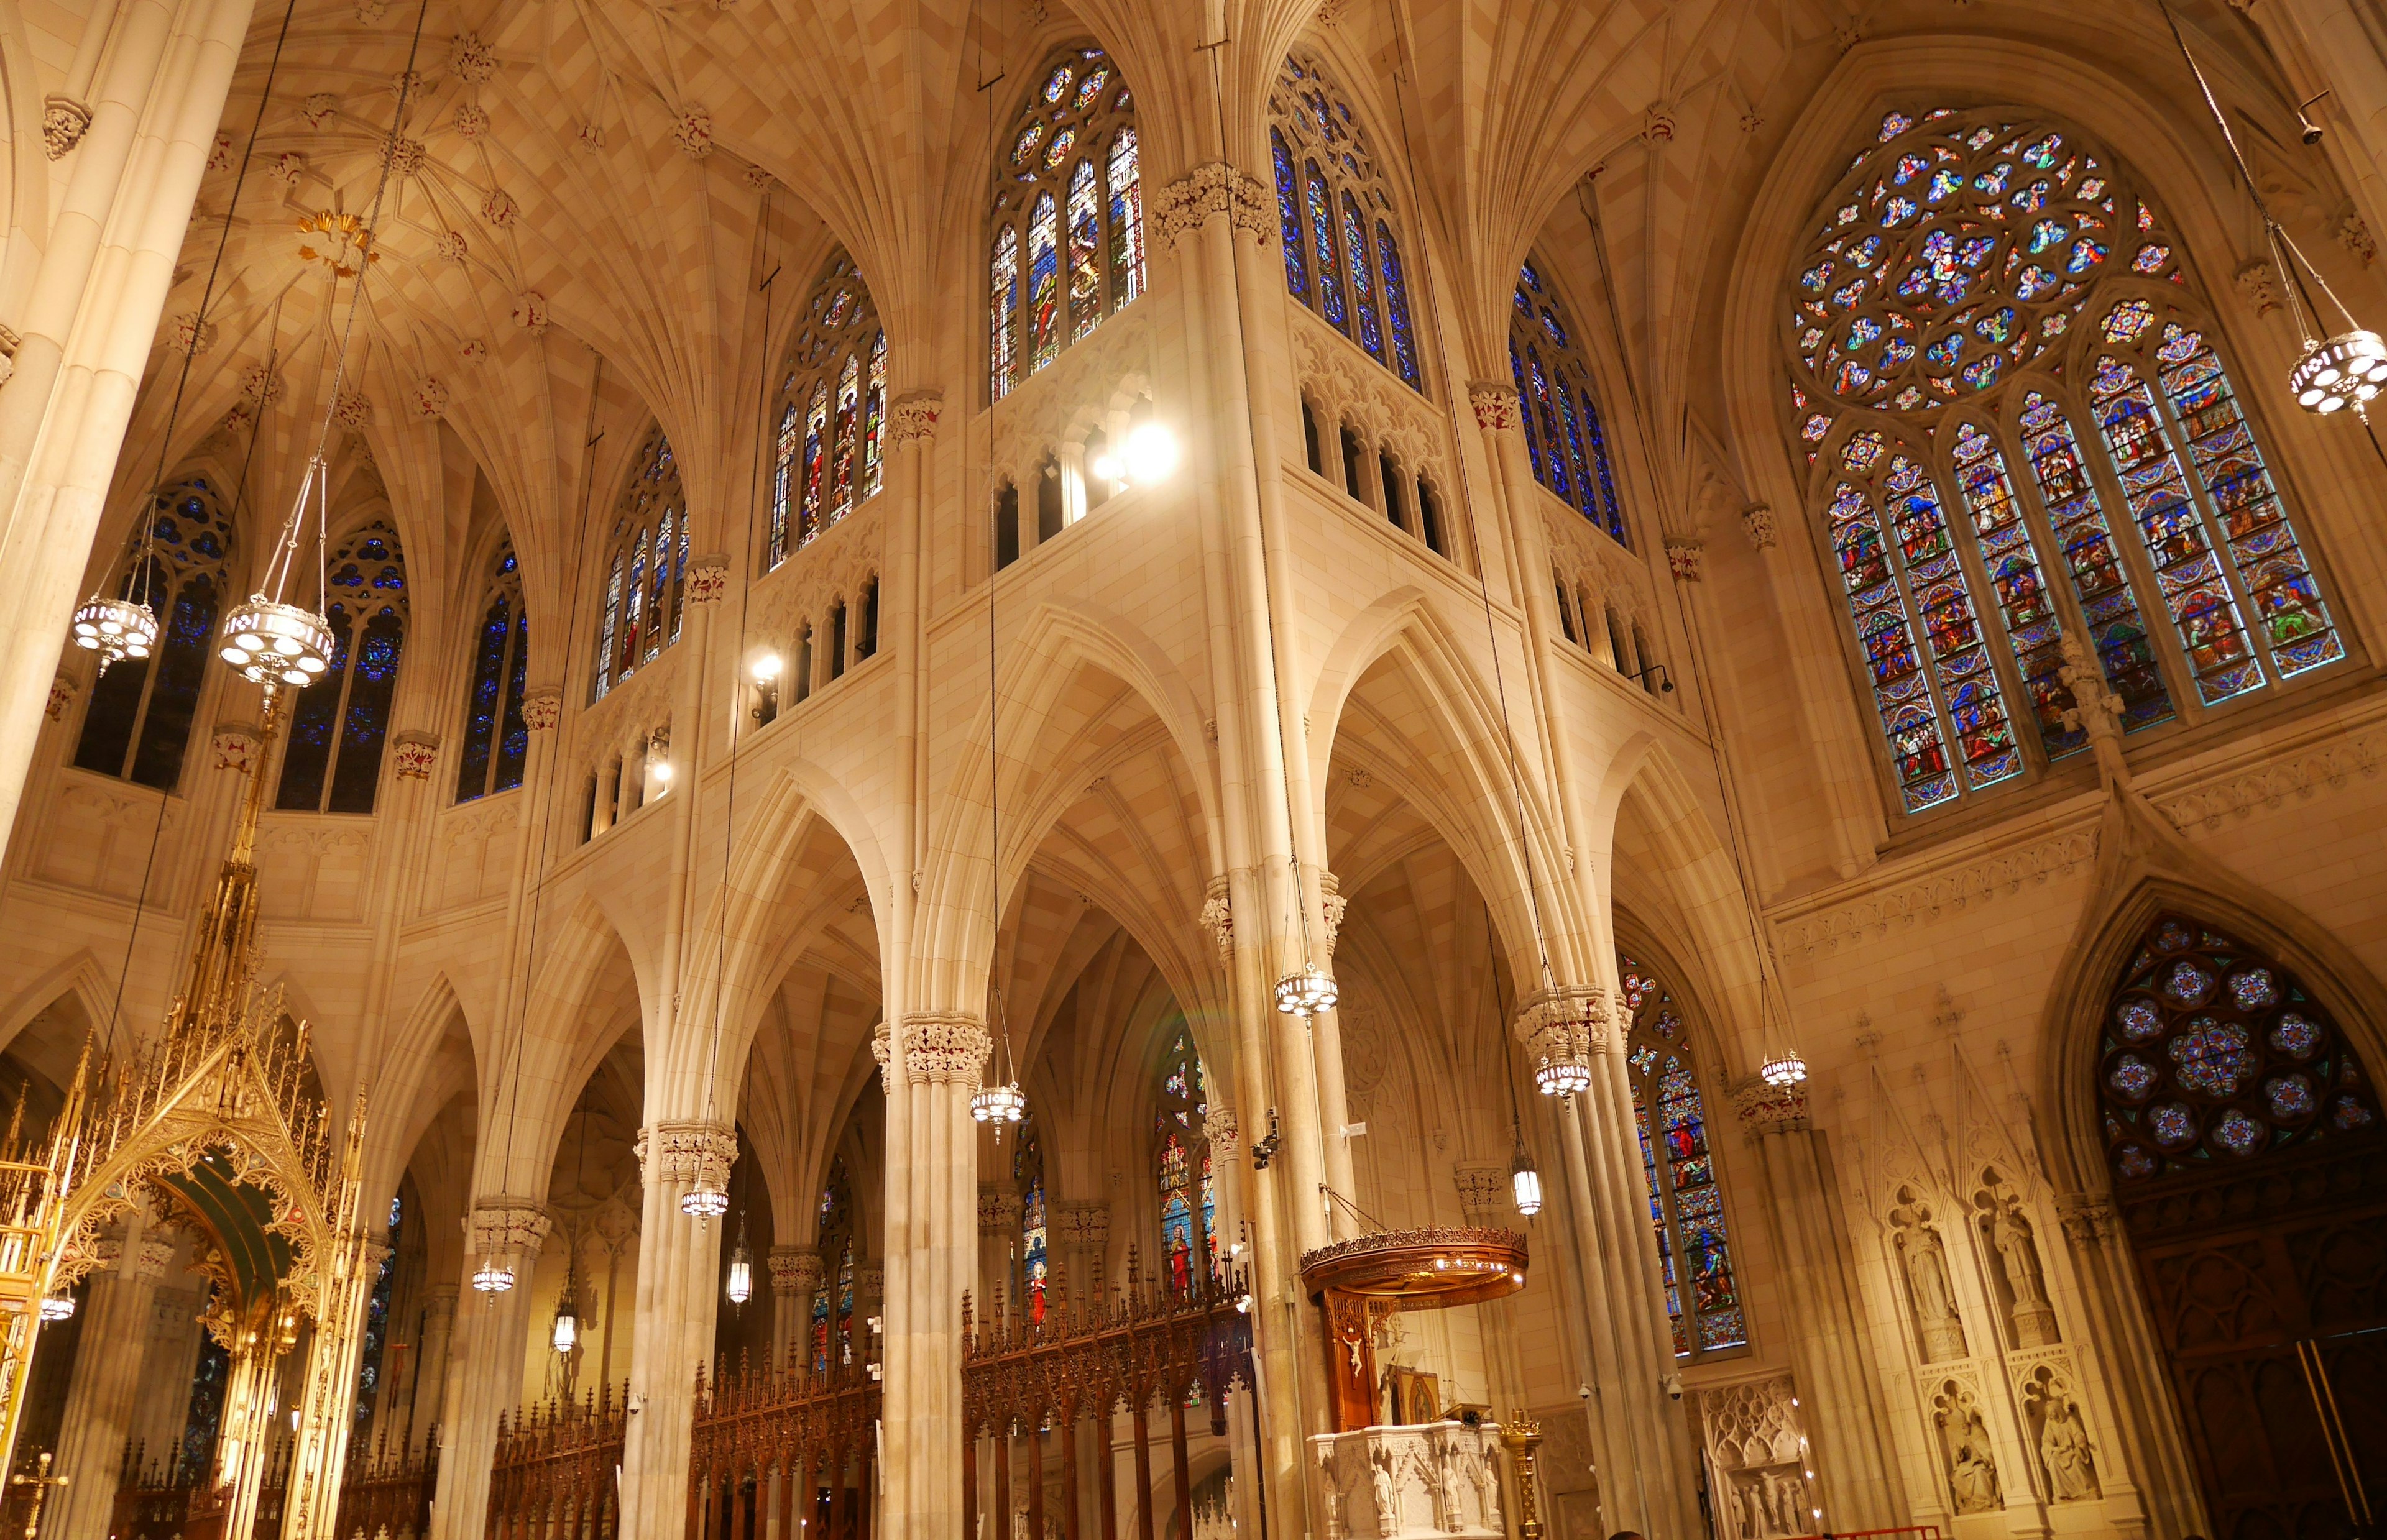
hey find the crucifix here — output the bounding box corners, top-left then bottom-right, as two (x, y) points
(9, 1451), (65, 1539)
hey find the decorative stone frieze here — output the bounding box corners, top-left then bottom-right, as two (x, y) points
(391, 731), (439, 780)
(1451, 1162), (1506, 1220)
(576, 120), (605, 151)
(2340, 212), (2376, 267)
(856, 1265), (884, 1304)
(1054, 1202), (1109, 1251)
(1730, 1076), (1810, 1136)
(380, 134), (423, 177)
(686, 557), (731, 604)
(520, 688), (562, 731)
(769, 1246), (823, 1296)
(241, 364), (283, 402)
(1309, 1421), (1506, 1539)
(433, 229), (468, 262)
(206, 132), (232, 172)
(636, 1121), (737, 1192)
(43, 96), (93, 158)
(1467, 383), (1521, 433)
(333, 392), (372, 428)
(211, 723), (264, 775)
(469, 1199), (552, 1259)
(899, 1012), (992, 1086)
(46, 676), (74, 722)
(1203, 1107), (1241, 1147)
(1511, 983), (1614, 1066)
(1642, 101), (1677, 143)
(1197, 874), (1233, 963)
(460, 338), (489, 364)
(1152, 162), (1270, 249)
(1742, 503), (1777, 549)
(889, 390), (942, 446)
(977, 1184), (1023, 1235)
(91, 1239), (124, 1271)
(1666, 539), (1705, 582)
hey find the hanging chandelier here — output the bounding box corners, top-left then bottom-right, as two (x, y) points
(1760, 1050), (1810, 1088)
(680, 1178), (730, 1222)
(1275, 961), (1338, 1018)
(551, 1281), (579, 1352)
(220, 454), (337, 687)
(471, 1257), (516, 1294)
(725, 1216), (753, 1308)
(970, 1079), (1027, 1127)
(1509, 1122), (1543, 1218)
(37, 1290), (74, 1323)
(1532, 1056), (1593, 1099)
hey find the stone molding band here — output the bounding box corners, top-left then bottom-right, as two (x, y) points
(637, 1120), (737, 1190)
(901, 1011), (993, 1085)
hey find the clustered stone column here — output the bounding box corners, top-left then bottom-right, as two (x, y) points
(428, 1200), (550, 1540)
(769, 1246), (822, 1373)
(47, 1230), (173, 1534)
(617, 1119), (734, 1536)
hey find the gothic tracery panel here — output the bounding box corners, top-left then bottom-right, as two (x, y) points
(1268, 51), (1422, 391)
(1512, 261), (1628, 544)
(456, 541), (531, 804)
(771, 254), (887, 566)
(593, 424), (688, 700)
(1617, 952), (1744, 1357)
(277, 518), (407, 815)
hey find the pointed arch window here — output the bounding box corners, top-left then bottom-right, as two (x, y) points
(1617, 952), (1745, 1359)
(1268, 53), (1422, 390)
(456, 541), (531, 803)
(990, 45), (1143, 401)
(1785, 109), (2350, 819)
(73, 477), (235, 791)
(2100, 914), (2376, 1181)
(277, 519), (408, 814)
(771, 255), (887, 566)
(1153, 1029), (1215, 1295)
(593, 424), (688, 700)
(1016, 1120), (1049, 1325)
(1510, 261), (1627, 542)
(813, 1160), (855, 1374)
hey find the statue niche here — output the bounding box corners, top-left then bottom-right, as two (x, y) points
(1890, 1189), (1968, 1363)
(2020, 1365), (2100, 1501)
(1973, 1169), (2059, 1348)
(1930, 1380), (2003, 1515)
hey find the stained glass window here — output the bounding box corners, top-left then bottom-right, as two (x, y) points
(813, 1159), (854, 1374)
(277, 519), (407, 814)
(1509, 259), (1629, 543)
(1787, 108), (2349, 818)
(1268, 53), (1422, 390)
(990, 46), (1143, 400)
(1153, 1027), (1214, 1295)
(455, 541), (531, 803)
(1617, 951), (1745, 1359)
(1016, 1121), (1049, 1326)
(2099, 913), (2375, 1182)
(771, 253), (888, 567)
(592, 424), (686, 700)
(73, 476), (234, 791)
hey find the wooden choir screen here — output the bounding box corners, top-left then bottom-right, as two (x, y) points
(962, 1265), (1256, 1540)
(485, 1384), (628, 1538)
(336, 1436), (439, 1538)
(109, 1437), (292, 1539)
(684, 1358), (880, 1539)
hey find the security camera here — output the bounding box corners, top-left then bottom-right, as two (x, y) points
(2300, 91), (2332, 146)
(1662, 1372), (1685, 1402)
(1251, 1109), (1283, 1171)
(1576, 1383), (1594, 1401)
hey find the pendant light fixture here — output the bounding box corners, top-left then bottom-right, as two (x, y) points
(472, 1256), (515, 1295)
(1509, 1116), (1543, 1218)
(725, 1212), (754, 1308)
(37, 1290), (74, 1324)
(2156, 0), (2385, 417)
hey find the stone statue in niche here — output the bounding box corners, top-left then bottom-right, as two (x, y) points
(2021, 1365), (2101, 1501)
(1977, 1171), (2059, 1347)
(1369, 1444), (1399, 1538)
(1892, 1191), (1969, 1362)
(1318, 1444), (1345, 1540)
(1697, 1375), (1814, 1537)
(1932, 1382), (2003, 1515)
(1469, 1443), (1501, 1531)
(1435, 1442), (1466, 1531)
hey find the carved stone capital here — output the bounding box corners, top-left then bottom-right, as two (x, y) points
(42, 96), (92, 158)
(1730, 1076), (1810, 1137)
(856, 1265), (884, 1304)
(686, 556), (732, 605)
(870, 1018), (891, 1090)
(2056, 1193), (2118, 1247)
(635, 1121), (737, 1191)
(134, 1237), (177, 1280)
(1666, 539), (1705, 582)
(1055, 1201), (1110, 1251)
(1152, 162), (1271, 249)
(1203, 1106), (1241, 1147)
(391, 730), (439, 780)
(769, 1245), (824, 1296)
(1742, 503), (1778, 550)
(1197, 874), (1234, 965)
(1453, 1162), (1506, 1220)
(1320, 869), (1347, 957)
(91, 1238), (125, 1272)
(520, 687), (562, 731)
(977, 1183), (1023, 1236)
(1468, 382), (1522, 433)
(1511, 984), (1613, 1075)
(469, 1198), (552, 1260)
(890, 391), (943, 446)
(212, 722), (264, 774)
(900, 1011), (992, 1086)
(46, 675), (74, 722)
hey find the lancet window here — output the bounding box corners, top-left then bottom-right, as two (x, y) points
(2099, 914), (2376, 1181)
(1153, 1029), (1215, 1293)
(771, 254), (888, 566)
(814, 1160), (855, 1373)
(1016, 1121), (1049, 1324)
(455, 542), (531, 804)
(73, 476), (235, 791)
(1617, 952), (1745, 1359)
(990, 44), (1144, 401)
(1511, 261), (1628, 543)
(593, 424), (688, 700)
(1268, 52), (1422, 390)
(277, 519), (408, 814)
(1786, 108), (2347, 817)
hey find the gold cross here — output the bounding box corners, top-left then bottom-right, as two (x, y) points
(8, 1451), (66, 1540)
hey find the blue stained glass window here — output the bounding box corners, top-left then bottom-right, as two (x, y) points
(458, 540), (530, 803)
(1027, 190), (1060, 374)
(1580, 392), (1624, 541)
(1154, 1028), (1213, 1296)
(75, 477), (236, 791)
(1272, 130), (1307, 300)
(274, 520), (409, 814)
(1377, 221), (1419, 386)
(277, 605), (352, 812)
(1525, 347), (1571, 503)
(1949, 422), (2079, 761)
(770, 402), (799, 567)
(993, 45), (1140, 400)
(1617, 953), (1744, 1357)
(1509, 340), (1542, 483)
(1510, 259), (1630, 546)
(1307, 164), (1346, 331)
(1555, 378), (1597, 519)
(1343, 192), (1384, 360)
(990, 226), (1019, 400)
(594, 424), (686, 700)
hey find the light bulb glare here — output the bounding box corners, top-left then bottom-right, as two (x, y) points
(1122, 421), (1180, 485)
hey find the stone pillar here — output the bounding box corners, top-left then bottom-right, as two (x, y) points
(428, 1201), (549, 1540)
(1728, 1080), (1909, 1531)
(977, 1181), (1024, 1316)
(769, 1247), (822, 1373)
(1055, 1202), (1110, 1306)
(45, 1233), (172, 1535)
(408, 1283), (459, 1448)
(617, 1121), (734, 1536)
(125, 1282), (205, 1477)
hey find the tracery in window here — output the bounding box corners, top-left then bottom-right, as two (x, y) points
(1153, 1028), (1215, 1294)
(593, 424), (688, 700)
(1016, 1120), (1049, 1325)
(814, 1160), (855, 1373)
(1785, 108), (2347, 817)
(1510, 261), (1627, 543)
(74, 476), (234, 791)
(456, 541), (531, 803)
(277, 518), (407, 814)
(2099, 913), (2375, 1182)
(1617, 951), (1744, 1359)
(990, 45), (1142, 400)
(1267, 53), (1422, 390)
(771, 255), (886, 567)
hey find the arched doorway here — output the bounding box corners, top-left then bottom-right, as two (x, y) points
(2099, 912), (2386, 1538)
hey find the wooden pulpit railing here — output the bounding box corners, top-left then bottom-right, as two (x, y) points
(334, 1431), (439, 1539)
(685, 1355), (880, 1539)
(485, 1383), (628, 1539)
(962, 1259), (1255, 1540)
